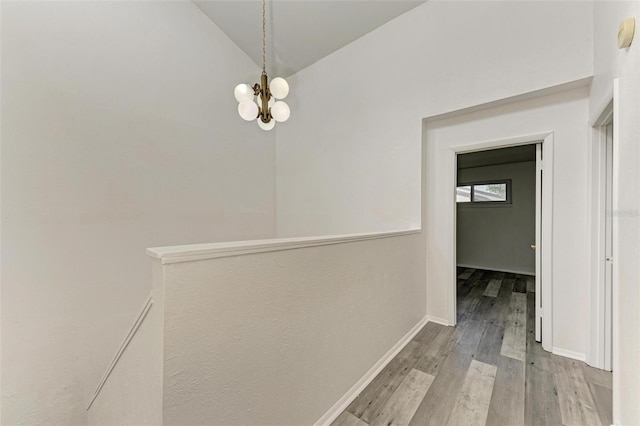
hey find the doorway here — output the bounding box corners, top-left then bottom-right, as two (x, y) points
(604, 120), (613, 372)
(590, 99), (615, 372)
(455, 144), (541, 341)
(449, 133), (554, 352)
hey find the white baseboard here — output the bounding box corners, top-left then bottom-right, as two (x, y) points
(552, 346), (586, 362)
(87, 293), (154, 410)
(426, 315), (450, 326)
(314, 315), (429, 426)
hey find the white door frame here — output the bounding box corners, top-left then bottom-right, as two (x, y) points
(587, 79), (619, 372)
(535, 143), (543, 343)
(451, 132), (554, 351)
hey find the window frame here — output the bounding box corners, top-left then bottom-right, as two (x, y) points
(456, 179), (512, 205)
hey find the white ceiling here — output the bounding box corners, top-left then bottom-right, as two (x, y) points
(194, 1), (426, 78)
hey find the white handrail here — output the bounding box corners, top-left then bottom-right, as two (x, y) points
(147, 229), (421, 264)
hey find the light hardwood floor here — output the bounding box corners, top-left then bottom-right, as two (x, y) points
(333, 269), (612, 426)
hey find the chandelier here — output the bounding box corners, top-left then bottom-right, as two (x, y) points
(234, 0), (290, 131)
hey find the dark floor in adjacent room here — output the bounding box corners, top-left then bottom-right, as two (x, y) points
(332, 268), (612, 426)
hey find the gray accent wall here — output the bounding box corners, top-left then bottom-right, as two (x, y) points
(457, 161), (536, 275)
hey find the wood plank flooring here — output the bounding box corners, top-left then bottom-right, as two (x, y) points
(333, 268), (612, 426)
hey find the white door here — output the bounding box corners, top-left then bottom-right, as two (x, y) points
(535, 143), (543, 342)
(604, 122), (613, 371)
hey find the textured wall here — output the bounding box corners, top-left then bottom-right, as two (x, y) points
(160, 233), (425, 424)
(590, 1), (640, 423)
(86, 305), (163, 426)
(87, 261), (164, 426)
(1, 2), (275, 423)
(276, 0), (593, 237)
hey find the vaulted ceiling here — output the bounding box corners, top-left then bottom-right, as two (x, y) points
(194, 1), (427, 77)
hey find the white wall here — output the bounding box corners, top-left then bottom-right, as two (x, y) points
(457, 161), (536, 275)
(86, 301), (163, 426)
(276, 0), (593, 237)
(1, 2), (275, 424)
(590, 1), (640, 424)
(87, 261), (164, 426)
(425, 87), (591, 356)
(159, 233), (425, 424)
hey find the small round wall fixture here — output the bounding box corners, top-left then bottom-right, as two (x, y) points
(618, 17), (635, 49)
(234, 0), (290, 131)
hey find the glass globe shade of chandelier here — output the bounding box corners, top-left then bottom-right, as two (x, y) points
(234, 0), (290, 131)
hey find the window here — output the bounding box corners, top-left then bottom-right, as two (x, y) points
(456, 185), (472, 203)
(456, 180), (511, 204)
